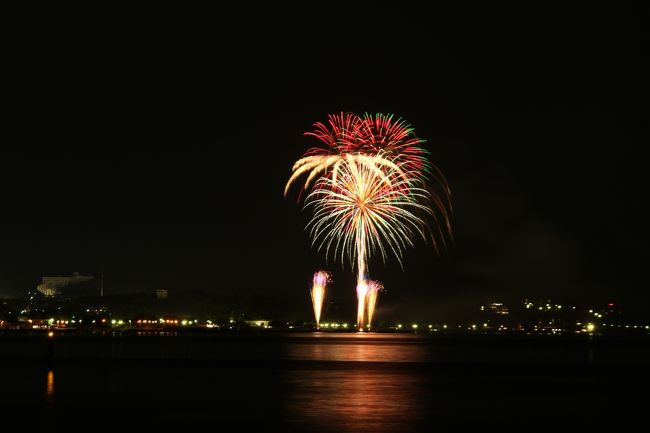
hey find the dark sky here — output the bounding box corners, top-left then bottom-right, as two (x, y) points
(1, 5), (647, 313)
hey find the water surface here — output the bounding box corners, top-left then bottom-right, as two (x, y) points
(1, 332), (647, 432)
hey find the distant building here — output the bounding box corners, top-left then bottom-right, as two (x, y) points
(36, 272), (94, 297)
(245, 320), (270, 328)
(479, 302), (509, 315)
(155, 288), (169, 299)
(489, 302), (509, 315)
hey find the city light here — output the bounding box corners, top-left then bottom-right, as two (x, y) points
(5, 293), (645, 336)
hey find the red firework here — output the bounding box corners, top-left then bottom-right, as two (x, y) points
(302, 112), (432, 177)
(303, 112), (365, 156)
(287, 112), (452, 254)
(358, 113), (429, 174)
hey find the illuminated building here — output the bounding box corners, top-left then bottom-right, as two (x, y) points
(489, 302), (509, 315)
(36, 272), (94, 297)
(155, 288), (169, 299)
(245, 320), (270, 328)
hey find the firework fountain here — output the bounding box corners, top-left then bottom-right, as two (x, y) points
(286, 113), (451, 331)
(311, 271), (330, 329)
(305, 154), (432, 330)
(365, 280), (384, 331)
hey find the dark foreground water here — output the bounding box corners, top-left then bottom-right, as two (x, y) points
(1, 332), (648, 432)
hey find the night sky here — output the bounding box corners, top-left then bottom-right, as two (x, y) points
(1, 6), (647, 315)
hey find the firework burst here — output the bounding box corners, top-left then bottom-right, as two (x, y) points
(305, 155), (429, 329)
(285, 113), (451, 331)
(306, 154), (431, 272)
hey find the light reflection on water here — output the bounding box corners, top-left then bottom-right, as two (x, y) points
(2, 333), (642, 431)
(284, 334), (430, 433)
(285, 333), (431, 363)
(284, 369), (429, 433)
(45, 369), (54, 400)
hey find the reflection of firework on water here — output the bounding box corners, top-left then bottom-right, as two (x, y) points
(311, 271), (331, 329)
(365, 280), (384, 330)
(286, 113), (452, 331)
